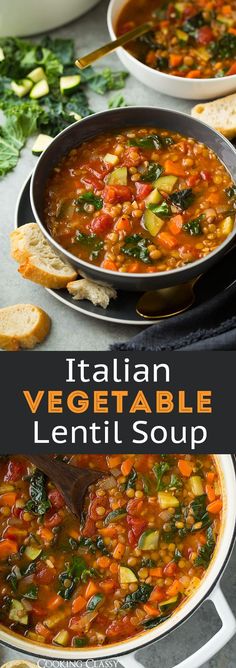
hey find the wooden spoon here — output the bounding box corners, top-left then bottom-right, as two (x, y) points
(28, 455), (104, 520)
(75, 21), (154, 69)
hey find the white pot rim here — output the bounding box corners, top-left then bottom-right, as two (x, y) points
(0, 455), (235, 660)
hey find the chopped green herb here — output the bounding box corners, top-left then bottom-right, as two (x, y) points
(122, 583), (153, 609)
(23, 584), (38, 600)
(152, 462), (170, 491)
(25, 469), (51, 517)
(148, 201), (171, 217)
(183, 214), (204, 236)
(195, 526), (215, 567)
(75, 191), (103, 211)
(121, 234), (151, 264)
(141, 162), (163, 182)
(75, 231), (104, 260)
(170, 188), (194, 210)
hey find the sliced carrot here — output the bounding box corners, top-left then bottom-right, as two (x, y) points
(150, 587), (165, 603)
(85, 580), (99, 600)
(186, 70), (201, 78)
(169, 54), (183, 68)
(115, 218), (132, 233)
(97, 556), (111, 569)
(35, 622), (51, 639)
(37, 526), (54, 542)
(206, 471), (215, 483)
(206, 484), (216, 503)
(168, 214), (183, 235)
(47, 594), (63, 610)
(149, 567), (163, 577)
(206, 499), (222, 514)
(143, 603), (159, 616)
(102, 259), (117, 271)
(178, 459), (194, 477)
(221, 4), (231, 13)
(113, 542), (126, 560)
(127, 261), (140, 272)
(109, 561), (119, 574)
(100, 526), (119, 537)
(121, 458), (133, 476)
(166, 579), (182, 597)
(226, 62), (236, 75)
(164, 159), (185, 177)
(100, 579), (115, 593)
(158, 231), (177, 249)
(0, 538), (18, 559)
(228, 28), (236, 35)
(107, 455), (122, 469)
(0, 492), (17, 507)
(72, 595), (87, 614)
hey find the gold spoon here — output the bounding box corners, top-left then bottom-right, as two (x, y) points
(136, 278), (199, 319)
(75, 21), (154, 69)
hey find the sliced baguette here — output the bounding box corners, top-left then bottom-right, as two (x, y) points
(10, 223), (77, 289)
(191, 93), (236, 139)
(67, 279), (117, 309)
(0, 304), (51, 350)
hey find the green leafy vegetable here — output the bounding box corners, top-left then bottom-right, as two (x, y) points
(142, 614), (171, 629)
(58, 556), (87, 599)
(73, 637), (88, 647)
(78, 535), (109, 555)
(23, 584), (38, 600)
(170, 188), (194, 210)
(183, 214), (204, 236)
(141, 162), (163, 182)
(148, 201), (171, 217)
(166, 474), (183, 490)
(25, 469), (51, 517)
(129, 134), (173, 149)
(152, 461), (170, 491)
(122, 583), (153, 609)
(183, 11), (206, 34)
(83, 67), (128, 95)
(6, 571), (18, 592)
(108, 94), (127, 108)
(75, 231), (104, 260)
(0, 108), (40, 177)
(121, 234), (151, 264)
(211, 34), (236, 59)
(125, 468), (137, 489)
(190, 495), (212, 530)
(194, 526), (215, 567)
(226, 185), (236, 199)
(81, 568), (99, 584)
(75, 192), (103, 211)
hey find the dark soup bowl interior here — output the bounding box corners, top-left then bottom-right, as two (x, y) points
(30, 107), (236, 292)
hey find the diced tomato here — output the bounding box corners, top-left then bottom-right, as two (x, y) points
(135, 183), (153, 200)
(128, 528), (137, 548)
(81, 174), (104, 193)
(82, 516), (96, 537)
(186, 174), (199, 187)
(126, 498), (143, 516)
(35, 561), (56, 584)
(44, 510), (62, 529)
(163, 561), (178, 577)
(227, 63), (236, 76)
(90, 213), (113, 235)
(196, 26), (214, 44)
(106, 615), (135, 639)
(4, 460), (26, 482)
(123, 147), (142, 167)
(31, 603), (45, 617)
(88, 496), (108, 521)
(127, 515), (147, 539)
(200, 170), (212, 183)
(87, 159), (110, 179)
(48, 488), (65, 510)
(103, 185), (133, 204)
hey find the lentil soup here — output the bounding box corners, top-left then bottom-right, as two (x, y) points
(44, 127), (236, 274)
(0, 455), (222, 648)
(116, 0), (236, 80)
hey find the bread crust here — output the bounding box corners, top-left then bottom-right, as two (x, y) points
(0, 304), (51, 350)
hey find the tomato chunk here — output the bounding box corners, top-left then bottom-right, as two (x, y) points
(135, 182), (153, 200)
(35, 561), (56, 584)
(90, 213), (113, 235)
(103, 185), (133, 204)
(48, 488), (65, 510)
(4, 460), (26, 482)
(196, 26), (214, 44)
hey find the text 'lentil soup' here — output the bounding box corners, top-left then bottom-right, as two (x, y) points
(44, 128), (236, 274)
(0, 455), (222, 648)
(116, 0), (236, 80)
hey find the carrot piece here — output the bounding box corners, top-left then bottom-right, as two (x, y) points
(149, 567), (163, 577)
(85, 580), (99, 600)
(121, 458), (133, 477)
(226, 62), (236, 75)
(38, 526), (54, 542)
(100, 526), (118, 537)
(158, 231), (177, 249)
(143, 603), (159, 616)
(221, 4), (231, 14)
(97, 556), (111, 569)
(47, 594), (63, 610)
(113, 542), (126, 560)
(110, 562), (119, 574)
(127, 261), (140, 272)
(169, 54), (183, 68)
(69, 529), (80, 540)
(100, 579), (115, 593)
(186, 70), (201, 78)
(198, 533), (207, 546)
(164, 159), (185, 177)
(206, 471), (215, 483)
(206, 484), (216, 503)
(150, 586), (165, 603)
(0, 538), (18, 559)
(178, 459), (194, 477)
(0, 493), (17, 507)
(206, 499), (222, 514)
(102, 259), (117, 271)
(207, 191), (221, 205)
(228, 28), (236, 35)
(35, 622), (51, 639)
(166, 579), (182, 597)
(72, 595), (87, 614)
(115, 218), (132, 233)
(107, 455), (122, 469)
(168, 214), (183, 235)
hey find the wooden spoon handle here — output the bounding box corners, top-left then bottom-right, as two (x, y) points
(75, 21), (153, 69)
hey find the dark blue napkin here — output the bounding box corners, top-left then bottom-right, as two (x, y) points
(112, 246), (236, 351)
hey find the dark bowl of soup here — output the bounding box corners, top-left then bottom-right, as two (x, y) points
(30, 106), (236, 292)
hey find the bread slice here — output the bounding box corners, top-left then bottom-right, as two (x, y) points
(11, 223), (77, 289)
(0, 304), (51, 350)
(191, 93), (236, 139)
(67, 279), (117, 309)
(1, 661), (37, 668)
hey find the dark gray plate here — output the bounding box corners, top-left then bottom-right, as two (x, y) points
(15, 174), (234, 325)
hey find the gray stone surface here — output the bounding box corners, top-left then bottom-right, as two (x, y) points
(0, 0), (192, 351)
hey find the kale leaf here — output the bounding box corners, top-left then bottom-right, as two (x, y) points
(122, 583), (153, 609)
(75, 231), (104, 260)
(25, 469), (51, 516)
(141, 162), (163, 182)
(121, 234), (151, 264)
(148, 201), (171, 217)
(152, 461), (170, 491)
(183, 214), (204, 235)
(75, 192), (103, 211)
(194, 526), (215, 567)
(170, 188), (194, 210)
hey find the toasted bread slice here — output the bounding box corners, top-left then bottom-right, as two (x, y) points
(0, 304), (51, 350)
(11, 223), (77, 289)
(67, 279), (117, 309)
(191, 93), (236, 139)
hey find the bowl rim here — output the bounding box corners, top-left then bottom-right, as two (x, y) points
(107, 0), (236, 85)
(30, 105), (236, 282)
(0, 455), (235, 660)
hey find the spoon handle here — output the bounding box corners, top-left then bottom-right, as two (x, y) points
(75, 22), (152, 69)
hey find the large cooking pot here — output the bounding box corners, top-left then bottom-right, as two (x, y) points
(30, 106), (236, 292)
(0, 0), (101, 37)
(0, 455), (235, 668)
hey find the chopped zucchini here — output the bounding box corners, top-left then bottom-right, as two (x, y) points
(220, 216), (234, 236)
(159, 595), (179, 612)
(176, 28), (189, 41)
(32, 134), (53, 156)
(53, 629), (70, 646)
(143, 209), (165, 236)
(158, 492), (179, 509)
(9, 599), (28, 625)
(196, 47), (211, 62)
(28, 67), (46, 83)
(104, 508), (127, 525)
(26, 631), (45, 643)
(216, 14), (234, 25)
(69, 111), (82, 122)
(138, 529), (160, 551)
(0, 47), (4, 62)
(45, 610), (68, 629)
(60, 75), (81, 94)
(145, 188), (162, 206)
(0, 483), (14, 493)
(185, 576), (201, 596)
(154, 175), (178, 193)
(104, 153), (120, 166)
(189, 476), (204, 496)
(25, 545), (42, 561)
(11, 78), (32, 98)
(107, 166), (128, 185)
(30, 79), (49, 99)
(119, 566), (138, 584)
(87, 593), (104, 611)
